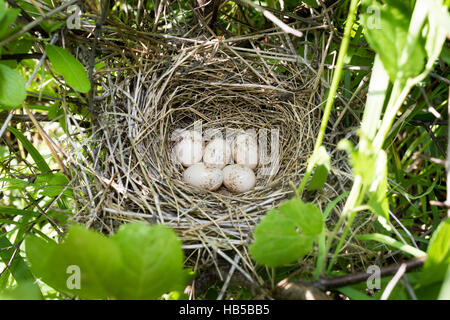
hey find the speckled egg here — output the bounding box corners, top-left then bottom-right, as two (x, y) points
(222, 164), (256, 193)
(203, 137), (232, 169)
(183, 163), (223, 191)
(174, 130), (203, 167)
(232, 133), (258, 170)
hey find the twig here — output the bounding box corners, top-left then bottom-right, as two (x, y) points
(0, 53), (43, 61)
(273, 279), (330, 300)
(208, 0), (221, 28)
(0, 112), (50, 122)
(232, 0), (304, 38)
(430, 200), (450, 208)
(87, 0), (109, 118)
(413, 152), (446, 166)
(380, 263), (407, 300)
(308, 256), (426, 290)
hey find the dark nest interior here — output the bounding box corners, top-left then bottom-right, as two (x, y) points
(63, 2), (354, 294)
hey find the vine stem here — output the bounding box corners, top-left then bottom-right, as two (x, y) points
(297, 0), (359, 195)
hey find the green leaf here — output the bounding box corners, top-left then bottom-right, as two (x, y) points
(45, 44), (91, 93)
(0, 0), (5, 22)
(36, 172), (73, 198)
(278, 198), (324, 235)
(7, 126), (50, 172)
(0, 64), (26, 108)
(424, 0), (450, 64)
(0, 235), (42, 299)
(0, 206), (39, 217)
(337, 286), (375, 300)
(0, 281), (43, 300)
(360, 2), (425, 81)
(0, 8), (19, 40)
(307, 146), (331, 191)
(26, 226), (122, 299)
(249, 210), (314, 267)
(351, 149), (377, 185)
(250, 198), (323, 267)
(356, 233), (426, 257)
(420, 219), (450, 286)
(111, 223), (185, 299)
(381, 0), (414, 14)
(26, 223), (186, 299)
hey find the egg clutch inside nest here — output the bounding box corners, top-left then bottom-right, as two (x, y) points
(174, 129), (260, 194)
(74, 43), (322, 267)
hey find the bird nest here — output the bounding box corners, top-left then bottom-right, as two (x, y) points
(65, 16), (351, 287)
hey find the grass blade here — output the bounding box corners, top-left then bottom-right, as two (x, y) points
(356, 233), (426, 257)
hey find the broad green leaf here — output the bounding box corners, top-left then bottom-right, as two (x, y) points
(351, 148), (377, 185)
(382, 0), (414, 15)
(278, 198), (323, 235)
(111, 223), (185, 299)
(307, 146), (331, 191)
(424, 0), (450, 64)
(26, 223), (186, 299)
(26, 226), (123, 299)
(35, 172), (73, 198)
(0, 8), (19, 40)
(360, 2), (425, 81)
(249, 210), (314, 267)
(0, 64), (26, 108)
(45, 44), (91, 93)
(7, 126), (50, 172)
(420, 219), (450, 286)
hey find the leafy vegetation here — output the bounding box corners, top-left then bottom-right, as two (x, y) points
(1, 0), (449, 300)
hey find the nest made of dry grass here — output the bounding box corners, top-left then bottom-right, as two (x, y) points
(64, 7), (354, 288)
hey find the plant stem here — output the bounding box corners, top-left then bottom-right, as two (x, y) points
(297, 0), (359, 195)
